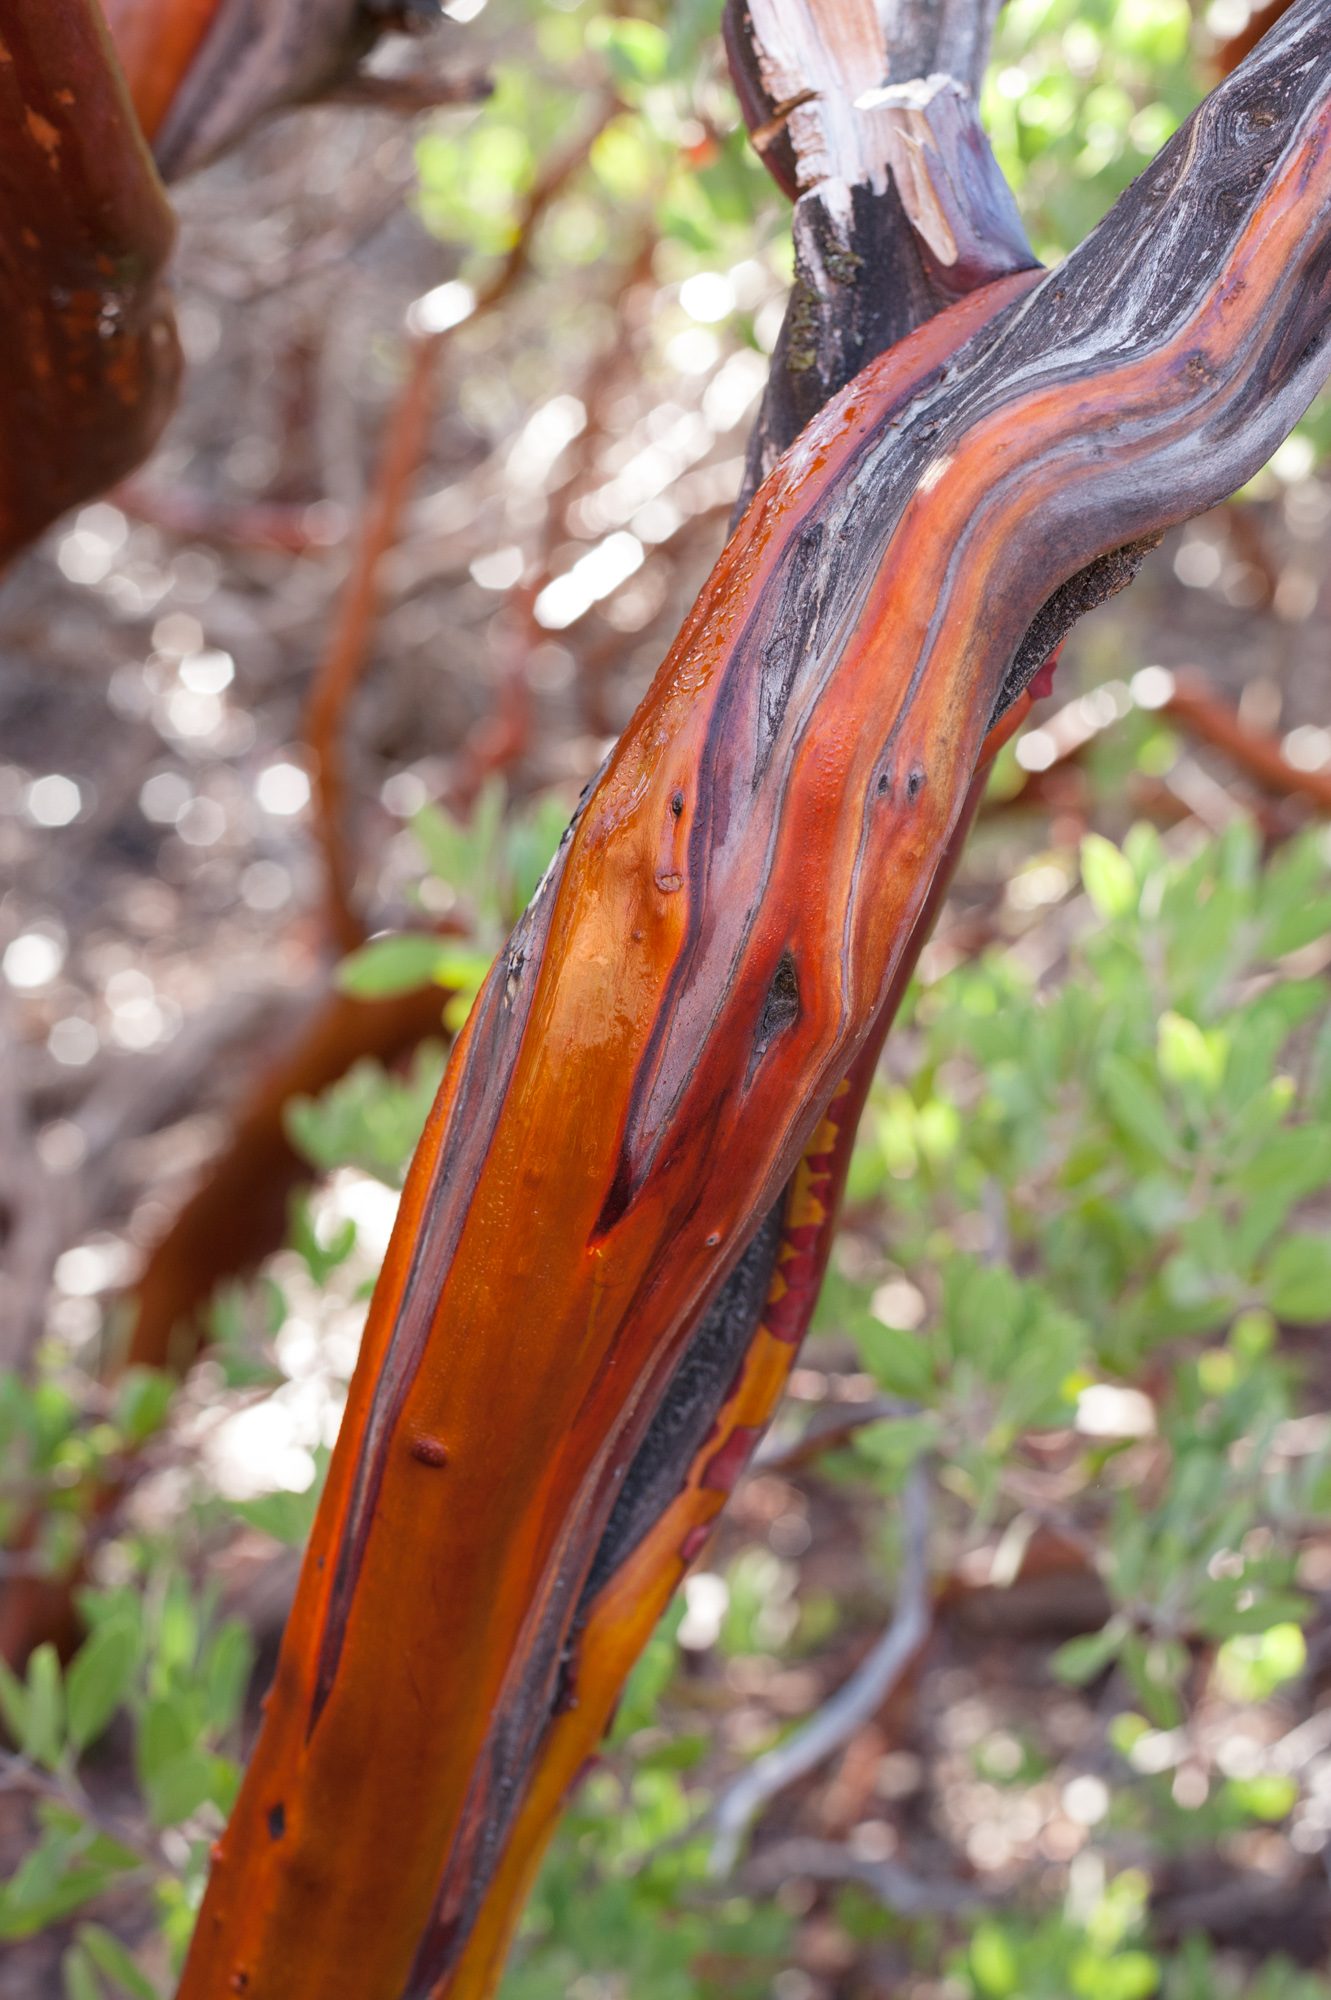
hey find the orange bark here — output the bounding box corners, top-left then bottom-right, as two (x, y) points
(443, 688), (1037, 1998)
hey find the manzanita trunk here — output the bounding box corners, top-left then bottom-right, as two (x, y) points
(179, 5), (1331, 1996)
(0, 0), (179, 563)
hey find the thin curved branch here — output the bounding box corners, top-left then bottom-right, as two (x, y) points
(709, 1457), (932, 1875)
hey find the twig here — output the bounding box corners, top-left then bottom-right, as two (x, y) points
(325, 68), (494, 115)
(115, 480), (348, 555)
(303, 95), (617, 953)
(742, 1835), (988, 1917)
(994, 663), (1331, 822)
(752, 1395), (918, 1473)
(0, 0), (180, 562)
(1163, 670), (1331, 815)
(0, 1751), (164, 1876)
(708, 1458), (933, 1876)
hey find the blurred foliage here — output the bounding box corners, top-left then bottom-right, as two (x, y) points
(983, 0), (1200, 264)
(335, 778), (571, 1029)
(833, 819), (1331, 1759)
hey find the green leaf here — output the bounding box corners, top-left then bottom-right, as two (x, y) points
(853, 1414), (941, 1475)
(284, 1044), (444, 1187)
(588, 15), (670, 84)
(431, 944), (496, 999)
(856, 1320), (934, 1402)
(76, 1926), (160, 2000)
(411, 800), (472, 886)
(66, 1620), (139, 1753)
(231, 1485), (320, 1548)
(202, 1620), (255, 1738)
(0, 1820), (135, 1939)
(1081, 834), (1138, 920)
(111, 1368), (174, 1446)
(1262, 1234), (1331, 1323)
(144, 1746), (215, 1828)
(1216, 1623), (1307, 1702)
(1098, 1053), (1178, 1163)
(135, 1693), (193, 1798)
(969, 1921), (1020, 1997)
(1071, 1947), (1159, 2000)
(336, 932), (450, 1000)
(24, 1643), (65, 1769)
(1052, 1617), (1126, 1686)
(1262, 893), (1331, 960)
(62, 1945), (104, 2000)
(1157, 1011), (1223, 1093)
(0, 1655), (29, 1746)
(289, 1195), (356, 1285)
(1225, 1773), (1298, 1823)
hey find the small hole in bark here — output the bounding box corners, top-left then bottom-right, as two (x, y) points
(706, 1231), (722, 1247)
(670, 789), (685, 816)
(876, 769), (891, 797)
(752, 950), (800, 1071)
(906, 765), (927, 802)
(267, 1802), (286, 1841)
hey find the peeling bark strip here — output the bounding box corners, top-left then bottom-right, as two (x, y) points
(180, 11), (1331, 1996)
(0, 0), (180, 562)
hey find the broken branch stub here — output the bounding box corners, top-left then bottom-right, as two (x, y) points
(178, 8), (1331, 1996)
(726, 0), (1036, 491)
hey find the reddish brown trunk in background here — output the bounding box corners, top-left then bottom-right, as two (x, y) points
(0, 0), (179, 563)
